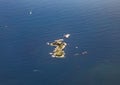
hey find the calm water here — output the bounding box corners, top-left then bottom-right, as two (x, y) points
(0, 0), (120, 85)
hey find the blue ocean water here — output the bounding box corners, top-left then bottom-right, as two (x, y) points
(0, 0), (120, 85)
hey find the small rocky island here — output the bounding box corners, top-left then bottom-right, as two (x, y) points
(49, 39), (67, 58)
(48, 34), (70, 58)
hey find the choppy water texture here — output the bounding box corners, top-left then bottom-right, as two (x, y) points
(0, 0), (120, 85)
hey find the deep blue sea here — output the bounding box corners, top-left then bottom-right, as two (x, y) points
(0, 0), (120, 85)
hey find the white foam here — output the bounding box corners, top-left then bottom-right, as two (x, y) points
(64, 34), (70, 38)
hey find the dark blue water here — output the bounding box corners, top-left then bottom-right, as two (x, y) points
(0, 0), (120, 85)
